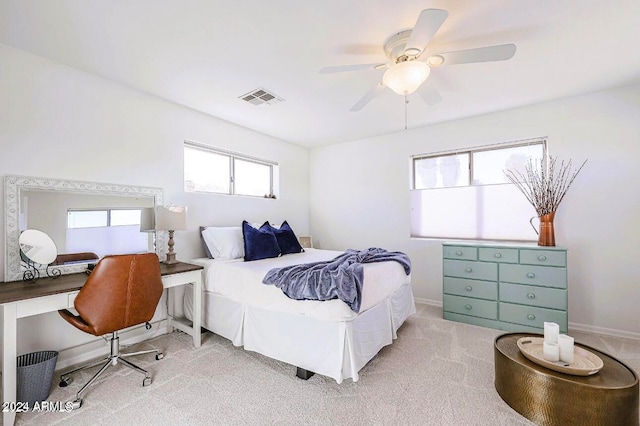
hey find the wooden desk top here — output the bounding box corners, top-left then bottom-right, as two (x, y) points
(159, 261), (203, 276)
(0, 261), (203, 305)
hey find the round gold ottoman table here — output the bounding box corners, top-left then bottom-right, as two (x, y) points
(494, 332), (639, 426)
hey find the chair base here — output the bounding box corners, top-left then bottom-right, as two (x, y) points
(59, 331), (163, 408)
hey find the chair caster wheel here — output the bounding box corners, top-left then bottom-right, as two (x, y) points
(71, 399), (82, 410)
(59, 377), (71, 387)
(143, 377), (152, 387)
(156, 352), (164, 360)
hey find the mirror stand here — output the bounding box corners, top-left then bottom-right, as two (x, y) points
(20, 251), (61, 282)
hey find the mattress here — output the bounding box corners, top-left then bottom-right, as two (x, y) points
(189, 248), (411, 320)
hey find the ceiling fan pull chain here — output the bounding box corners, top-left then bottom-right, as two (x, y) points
(404, 94), (408, 130)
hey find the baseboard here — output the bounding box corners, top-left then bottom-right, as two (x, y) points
(413, 297), (442, 307)
(569, 321), (640, 341)
(413, 298), (640, 341)
(55, 320), (169, 371)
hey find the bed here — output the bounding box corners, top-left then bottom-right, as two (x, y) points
(183, 247), (415, 383)
(185, 221), (415, 382)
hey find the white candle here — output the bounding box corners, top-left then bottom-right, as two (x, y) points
(558, 334), (575, 364)
(544, 322), (559, 344)
(543, 341), (560, 362)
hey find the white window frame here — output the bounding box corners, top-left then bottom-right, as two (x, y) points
(412, 138), (547, 189)
(184, 140), (278, 197)
(410, 137), (547, 241)
(66, 208), (148, 257)
(67, 208), (142, 229)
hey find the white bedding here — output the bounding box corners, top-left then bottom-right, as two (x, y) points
(189, 248), (411, 321)
(184, 248), (415, 383)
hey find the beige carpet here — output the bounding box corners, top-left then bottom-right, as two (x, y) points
(15, 304), (640, 425)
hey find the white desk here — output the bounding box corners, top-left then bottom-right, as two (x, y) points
(0, 261), (202, 426)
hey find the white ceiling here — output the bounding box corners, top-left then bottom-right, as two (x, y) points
(2, 1), (640, 148)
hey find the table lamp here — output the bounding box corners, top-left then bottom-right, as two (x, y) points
(139, 207), (156, 233)
(155, 205), (188, 264)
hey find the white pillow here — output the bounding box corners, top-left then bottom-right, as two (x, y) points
(201, 226), (244, 259)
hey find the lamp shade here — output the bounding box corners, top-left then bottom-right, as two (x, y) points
(139, 207), (156, 233)
(383, 61), (430, 95)
(155, 205), (188, 231)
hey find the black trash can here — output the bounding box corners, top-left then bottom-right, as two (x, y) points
(17, 351), (58, 406)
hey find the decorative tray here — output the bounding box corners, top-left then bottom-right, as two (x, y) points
(516, 337), (604, 376)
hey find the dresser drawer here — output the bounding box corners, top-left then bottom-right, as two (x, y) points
(519, 249), (566, 267)
(478, 247), (519, 263)
(443, 245), (477, 260)
(443, 277), (497, 300)
(444, 295), (497, 320)
(499, 264), (566, 288)
(499, 283), (567, 310)
(444, 259), (497, 281)
(499, 302), (567, 331)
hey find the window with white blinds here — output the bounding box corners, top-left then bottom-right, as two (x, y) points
(410, 138), (546, 240)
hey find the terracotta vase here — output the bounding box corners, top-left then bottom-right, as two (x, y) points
(530, 212), (556, 246)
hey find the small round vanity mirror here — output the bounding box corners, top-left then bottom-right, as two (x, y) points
(19, 229), (58, 266)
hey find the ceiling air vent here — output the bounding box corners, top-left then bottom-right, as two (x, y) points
(239, 88), (284, 106)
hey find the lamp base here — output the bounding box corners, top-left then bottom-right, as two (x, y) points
(164, 252), (179, 264)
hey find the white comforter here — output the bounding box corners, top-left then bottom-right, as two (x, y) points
(190, 248), (411, 321)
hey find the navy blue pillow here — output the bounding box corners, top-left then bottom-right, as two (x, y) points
(242, 221), (281, 261)
(270, 220), (304, 255)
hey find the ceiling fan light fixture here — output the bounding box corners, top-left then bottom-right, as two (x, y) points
(383, 61), (430, 95)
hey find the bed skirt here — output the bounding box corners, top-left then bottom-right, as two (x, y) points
(183, 282), (415, 383)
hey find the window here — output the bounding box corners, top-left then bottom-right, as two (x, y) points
(67, 210), (108, 229)
(413, 141), (545, 189)
(184, 141), (277, 197)
(66, 209), (149, 257)
(67, 209), (142, 228)
(410, 138), (546, 241)
(414, 153), (469, 189)
(110, 209), (144, 226)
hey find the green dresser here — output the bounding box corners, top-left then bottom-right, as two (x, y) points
(442, 243), (568, 333)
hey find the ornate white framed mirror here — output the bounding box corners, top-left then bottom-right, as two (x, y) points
(4, 175), (165, 282)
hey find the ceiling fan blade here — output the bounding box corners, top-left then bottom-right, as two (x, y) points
(319, 63), (386, 74)
(419, 86), (443, 106)
(404, 9), (449, 56)
(350, 82), (386, 112)
(433, 43), (516, 66)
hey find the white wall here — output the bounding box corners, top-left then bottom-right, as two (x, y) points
(0, 43), (310, 357)
(310, 84), (640, 338)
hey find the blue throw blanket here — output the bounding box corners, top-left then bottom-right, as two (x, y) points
(262, 247), (411, 313)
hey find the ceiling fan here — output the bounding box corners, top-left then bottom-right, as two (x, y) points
(320, 9), (517, 111)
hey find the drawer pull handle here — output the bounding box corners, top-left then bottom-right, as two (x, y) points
(465, 304), (472, 311)
(494, 253), (502, 258)
(455, 250), (463, 256)
(465, 286), (473, 292)
(527, 293), (536, 299)
(526, 272), (536, 279)
(465, 267), (473, 273)
(527, 314), (536, 320)
(538, 255), (547, 261)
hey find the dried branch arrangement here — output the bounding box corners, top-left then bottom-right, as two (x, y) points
(504, 156), (587, 217)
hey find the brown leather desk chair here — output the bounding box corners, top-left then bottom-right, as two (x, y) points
(58, 253), (164, 409)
